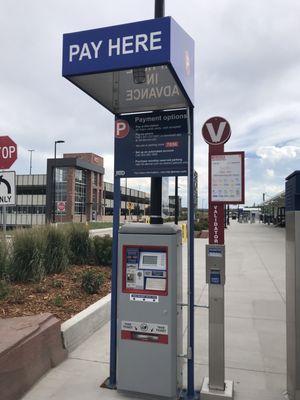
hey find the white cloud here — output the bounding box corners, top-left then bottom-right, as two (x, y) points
(266, 169), (275, 177)
(1, 0), (300, 206)
(257, 146), (300, 162)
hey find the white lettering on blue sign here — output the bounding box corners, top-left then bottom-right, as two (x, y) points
(69, 41), (103, 62)
(69, 31), (162, 62)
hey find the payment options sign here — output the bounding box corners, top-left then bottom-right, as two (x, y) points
(114, 109), (188, 177)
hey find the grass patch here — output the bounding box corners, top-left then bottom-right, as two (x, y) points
(43, 226), (69, 274)
(10, 228), (45, 283)
(88, 222), (113, 230)
(93, 235), (112, 266)
(81, 270), (105, 294)
(0, 237), (8, 280)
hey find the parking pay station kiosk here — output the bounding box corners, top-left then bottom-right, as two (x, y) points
(62, 9), (196, 399)
(117, 224), (183, 398)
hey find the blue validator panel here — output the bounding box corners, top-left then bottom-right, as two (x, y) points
(210, 270), (221, 285)
(62, 17), (194, 114)
(286, 171), (300, 211)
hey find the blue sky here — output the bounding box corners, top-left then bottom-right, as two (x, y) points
(0, 0), (300, 207)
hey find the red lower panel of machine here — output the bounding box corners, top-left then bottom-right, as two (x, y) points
(121, 330), (168, 344)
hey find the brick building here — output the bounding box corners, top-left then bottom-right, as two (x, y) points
(46, 153), (105, 223)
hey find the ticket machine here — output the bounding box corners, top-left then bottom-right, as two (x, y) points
(117, 223), (183, 399)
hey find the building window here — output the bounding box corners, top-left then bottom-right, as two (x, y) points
(93, 172), (98, 186)
(55, 167), (68, 214)
(75, 169), (87, 215)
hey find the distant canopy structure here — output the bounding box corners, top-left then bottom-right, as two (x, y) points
(62, 17), (194, 114)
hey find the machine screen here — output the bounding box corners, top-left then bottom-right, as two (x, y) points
(143, 255), (158, 265)
(123, 246), (168, 295)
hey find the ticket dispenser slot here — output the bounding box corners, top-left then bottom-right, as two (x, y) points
(206, 244), (225, 285)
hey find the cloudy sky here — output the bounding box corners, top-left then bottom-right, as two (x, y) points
(1, 0), (300, 207)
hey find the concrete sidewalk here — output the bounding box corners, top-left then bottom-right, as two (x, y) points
(89, 227), (113, 237)
(22, 221), (286, 400)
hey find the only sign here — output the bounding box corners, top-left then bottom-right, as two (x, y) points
(0, 136), (18, 169)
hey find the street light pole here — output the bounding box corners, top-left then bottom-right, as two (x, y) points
(52, 140), (65, 223)
(28, 149), (34, 175)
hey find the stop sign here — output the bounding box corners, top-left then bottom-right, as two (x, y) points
(57, 201), (66, 212)
(0, 136), (18, 169)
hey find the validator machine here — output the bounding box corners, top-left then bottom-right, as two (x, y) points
(117, 223), (183, 399)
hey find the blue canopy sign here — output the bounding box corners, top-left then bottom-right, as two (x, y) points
(63, 17), (194, 113)
(114, 109), (188, 177)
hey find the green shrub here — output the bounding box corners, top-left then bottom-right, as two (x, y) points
(0, 280), (10, 300)
(35, 285), (47, 294)
(52, 294), (63, 307)
(81, 270), (104, 294)
(93, 235), (112, 266)
(67, 224), (92, 265)
(0, 237), (8, 280)
(43, 226), (69, 274)
(194, 219), (209, 232)
(9, 229), (45, 283)
(51, 280), (64, 288)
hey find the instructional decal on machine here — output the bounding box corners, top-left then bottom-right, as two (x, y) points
(115, 109), (188, 177)
(130, 294), (159, 303)
(121, 320), (168, 335)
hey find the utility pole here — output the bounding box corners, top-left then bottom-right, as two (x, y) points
(150, 0), (165, 225)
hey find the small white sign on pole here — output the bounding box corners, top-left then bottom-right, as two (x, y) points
(210, 152), (244, 204)
(0, 171), (16, 205)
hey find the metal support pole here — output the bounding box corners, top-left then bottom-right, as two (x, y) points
(52, 148), (56, 223)
(227, 205), (230, 226)
(175, 176), (179, 224)
(2, 205), (6, 234)
(209, 284), (225, 390)
(124, 178), (127, 221)
(186, 107), (196, 398)
(155, 0), (165, 18)
(150, 0), (165, 225)
(1, 169), (7, 234)
(108, 175), (120, 388)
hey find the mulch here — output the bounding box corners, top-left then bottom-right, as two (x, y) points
(0, 265), (111, 322)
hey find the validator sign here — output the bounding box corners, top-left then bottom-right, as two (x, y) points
(62, 17), (194, 113)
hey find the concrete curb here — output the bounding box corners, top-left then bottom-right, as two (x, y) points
(61, 293), (111, 352)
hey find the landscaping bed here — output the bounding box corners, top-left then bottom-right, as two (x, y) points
(0, 224), (113, 322)
(0, 265), (111, 322)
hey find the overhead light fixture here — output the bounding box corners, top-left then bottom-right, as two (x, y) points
(133, 67), (146, 84)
